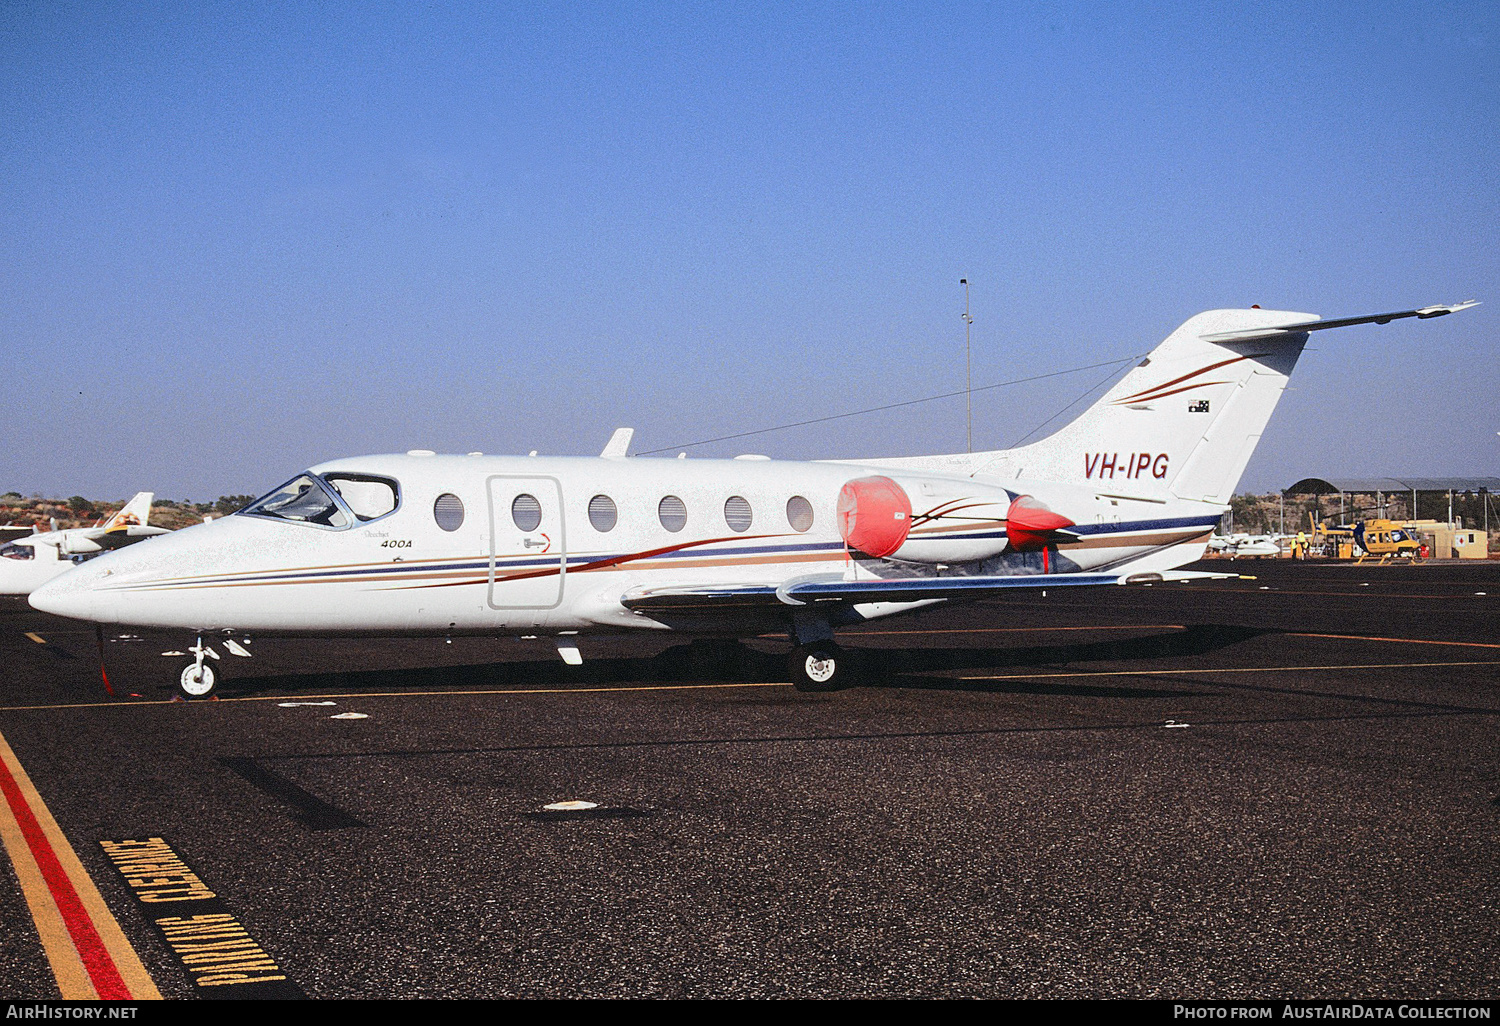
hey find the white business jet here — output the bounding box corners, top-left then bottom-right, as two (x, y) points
(30, 301), (1477, 696)
(1, 492), (169, 596)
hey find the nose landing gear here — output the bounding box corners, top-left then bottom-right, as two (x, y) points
(179, 636), (220, 698)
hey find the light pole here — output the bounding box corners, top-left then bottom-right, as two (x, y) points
(960, 278), (972, 452)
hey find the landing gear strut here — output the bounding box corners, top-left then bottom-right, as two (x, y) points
(179, 636), (219, 698)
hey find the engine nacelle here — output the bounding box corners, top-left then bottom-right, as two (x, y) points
(837, 474), (1014, 564)
(836, 476), (911, 557)
(886, 477), (1013, 563)
(55, 535), (103, 557)
(837, 476), (1076, 564)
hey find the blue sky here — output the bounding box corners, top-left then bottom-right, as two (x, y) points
(3, 2), (1495, 501)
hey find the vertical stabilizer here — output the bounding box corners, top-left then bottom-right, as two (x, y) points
(103, 492), (154, 531)
(972, 309), (1316, 505)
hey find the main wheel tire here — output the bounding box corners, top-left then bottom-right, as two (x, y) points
(789, 643), (847, 691)
(180, 661), (217, 698)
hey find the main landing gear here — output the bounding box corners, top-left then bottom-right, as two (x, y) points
(788, 642), (849, 691)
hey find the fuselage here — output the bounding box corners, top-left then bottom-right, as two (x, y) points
(0, 534), (74, 596)
(29, 451), (1220, 636)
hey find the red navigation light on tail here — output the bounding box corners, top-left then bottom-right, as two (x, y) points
(836, 476), (912, 558)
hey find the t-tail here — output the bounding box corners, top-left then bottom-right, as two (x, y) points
(887, 302), (1477, 505)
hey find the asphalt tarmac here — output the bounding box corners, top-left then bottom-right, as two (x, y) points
(0, 559), (1495, 1000)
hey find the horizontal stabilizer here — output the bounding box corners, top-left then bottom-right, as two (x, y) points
(1200, 301), (1478, 343)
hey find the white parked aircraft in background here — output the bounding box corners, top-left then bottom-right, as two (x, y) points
(1, 493), (169, 596)
(1207, 533), (1285, 558)
(30, 301), (1477, 696)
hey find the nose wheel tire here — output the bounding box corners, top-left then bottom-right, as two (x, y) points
(180, 661), (218, 698)
(789, 643), (847, 691)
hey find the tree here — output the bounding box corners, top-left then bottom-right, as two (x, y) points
(214, 495), (256, 516)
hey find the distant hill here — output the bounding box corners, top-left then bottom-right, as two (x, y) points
(0, 493), (255, 533)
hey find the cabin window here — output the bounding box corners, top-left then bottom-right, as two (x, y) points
(589, 494), (618, 532)
(326, 474), (400, 522)
(511, 494), (542, 532)
(786, 496), (814, 532)
(658, 495), (687, 533)
(724, 496), (752, 532)
(0, 542), (34, 561)
(434, 493), (465, 532)
(241, 474), (352, 530)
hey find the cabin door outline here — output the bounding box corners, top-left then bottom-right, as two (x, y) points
(486, 474), (567, 610)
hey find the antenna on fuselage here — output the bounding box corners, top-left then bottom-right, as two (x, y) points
(600, 427), (634, 459)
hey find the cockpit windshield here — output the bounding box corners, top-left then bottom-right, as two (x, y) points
(0, 542), (34, 561)
(240, 474), (353, 529)
(324, 474), (399, 522)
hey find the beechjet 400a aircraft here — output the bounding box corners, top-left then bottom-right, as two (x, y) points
(30, 301), (1477, 696)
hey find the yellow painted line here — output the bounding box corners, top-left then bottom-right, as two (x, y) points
(24, 633), (47, 644)
(6, 657), (1499, 712)
(957, 660), (1500, 681)
(1175, 585), (1494, 601)
(0, 680), (792, 712)
(843, 624), (1186, 636)
(0, 729), (161, 999)
(1289, 632), (1500, 650)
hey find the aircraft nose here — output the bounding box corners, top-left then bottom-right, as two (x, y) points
(29, 567), (103, 622)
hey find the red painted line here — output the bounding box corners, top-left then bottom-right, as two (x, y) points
(0, 751), (129, 999)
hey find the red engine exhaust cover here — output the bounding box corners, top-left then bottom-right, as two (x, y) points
(836, 476), (912, 558)
(1005, 495), (1075, 551)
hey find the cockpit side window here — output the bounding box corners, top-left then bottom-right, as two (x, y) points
(0, 542), (34, 560)
(324, 474), (400, 522)
(240, 474), (353, 529)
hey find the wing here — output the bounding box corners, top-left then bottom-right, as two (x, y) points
(94, 524), (172, 549)
(620, 568), (1232, 614)
(95, 525), (171, 549)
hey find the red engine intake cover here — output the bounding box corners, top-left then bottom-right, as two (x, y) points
(1005, 495), (1075, 551)
(836, 476), (912, 558)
